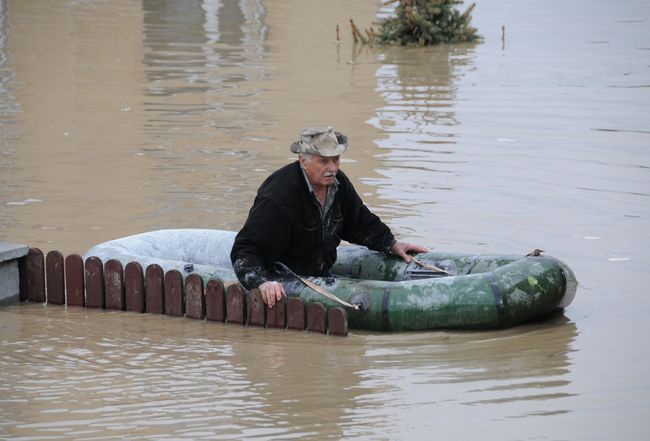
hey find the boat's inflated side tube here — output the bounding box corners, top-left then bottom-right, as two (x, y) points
(292, 246), (578, 330)
(283, 251), (576, 331)
(84, 229), (239, 281)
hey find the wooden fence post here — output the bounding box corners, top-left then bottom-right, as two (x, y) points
(46, 250), (65, 305)
(125, 261), (145, 313)
(20, 248), (45, 303)
(225, 282), (246, 325)
(287, 297), (306, 330)
(85, 256), (104, 309)
(246, 289), (266, 326)
(104, 260), (125, 310)
(205, 279), (225, 322)
(327, 307), (348, 336)
(185, 274), (205, 319)
(145, 264), (164, 314)
(307, 302), (327, 334)
(266, 297), (286, 329)
(164, 270), (184, 317)
(65, 254), (85, 306)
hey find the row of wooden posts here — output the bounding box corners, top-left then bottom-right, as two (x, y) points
(18, 248), (349, 336)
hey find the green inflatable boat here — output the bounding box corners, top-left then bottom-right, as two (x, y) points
(313, 246), (576, 331)
(85, 229), (578, 331)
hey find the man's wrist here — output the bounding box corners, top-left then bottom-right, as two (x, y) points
(385, 238), (397, 254)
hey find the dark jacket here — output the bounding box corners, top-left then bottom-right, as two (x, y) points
(230, 161), (396, 289)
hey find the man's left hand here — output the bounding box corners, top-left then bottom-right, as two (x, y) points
(390, 241), (430, 263)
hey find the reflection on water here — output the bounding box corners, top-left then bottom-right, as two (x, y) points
(0, 304), (366, 439)
(344, 314), (577, 439)
(142, 0), (267, 111)
(0, 0), (19, 230)
(0, 305), (576, 440)
(0, 0), (17, 119)
(139, 0), (271, 229)
(367, 44), (476, 224)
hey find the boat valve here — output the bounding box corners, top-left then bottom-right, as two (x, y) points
(350, 293), (370, 316)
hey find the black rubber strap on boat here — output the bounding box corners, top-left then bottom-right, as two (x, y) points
(381, 287), (392, 332)
(466, 255), (481, 274)
(483, 272), (507, 327)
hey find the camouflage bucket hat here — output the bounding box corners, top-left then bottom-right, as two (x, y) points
(290, 126), (348, 157)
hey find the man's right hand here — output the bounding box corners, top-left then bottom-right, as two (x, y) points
(258, 281), (286, 309)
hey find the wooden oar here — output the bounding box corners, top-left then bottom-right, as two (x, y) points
(297, 275), (360, 311)
(274, 261), (359, 310)
(411, 257), (452, 276)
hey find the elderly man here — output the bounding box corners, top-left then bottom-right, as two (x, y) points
(230, 127), (428, 307)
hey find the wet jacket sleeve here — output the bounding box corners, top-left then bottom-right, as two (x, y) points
(338, 173), (396, 254)
(230, 193), (293, 290)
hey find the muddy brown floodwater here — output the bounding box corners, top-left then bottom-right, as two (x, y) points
(1, 0), (648, 439)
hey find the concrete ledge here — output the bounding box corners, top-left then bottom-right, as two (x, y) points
(0, 242), (29, 262)
(0, 242), (30, 305)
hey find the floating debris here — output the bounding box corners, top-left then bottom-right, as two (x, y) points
(351, 0), (480, 47)
(526, 248), (545, 257)
(6, 198), (43, 206)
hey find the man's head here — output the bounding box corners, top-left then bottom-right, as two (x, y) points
(291, 127), (347, 190)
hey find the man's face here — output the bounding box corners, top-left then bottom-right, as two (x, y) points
(300, 154), (340, 190)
